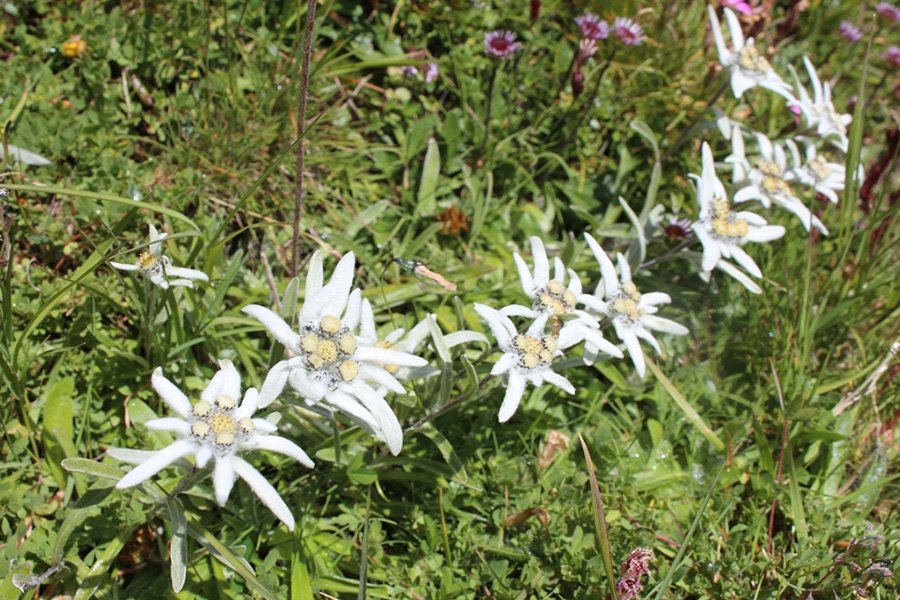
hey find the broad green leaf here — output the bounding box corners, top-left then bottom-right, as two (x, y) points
(61, 458), (124, 480)
(166, 496), (188, 592)
(416, 137), (441, 216)
(41, 377), (76, 490)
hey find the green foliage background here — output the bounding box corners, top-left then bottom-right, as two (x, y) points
(0, 0), (898, 598)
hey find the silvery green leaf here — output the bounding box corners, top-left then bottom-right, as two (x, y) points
(0, 144), (51, 166)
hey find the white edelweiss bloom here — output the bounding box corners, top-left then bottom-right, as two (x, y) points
(708, 6), (795, 103)
(109, 224), (209, 289)
(358, 300), (487, 382)
(791, 57), (852, 152)
(785, 138), (846, 204)
(691, 142), (786, 294)
(580, 234), (689, 378)
(108, 361), (313, 531)
(729, 130), (828, 234)
(503, 236), (621, 356)
(473, 305), (575, 423)
(243, 251), (428, 455)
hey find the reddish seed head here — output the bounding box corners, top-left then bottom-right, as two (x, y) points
(484, 30), (520, 59)
(575, 13), (610, 40)
(614, 17), (645, 46)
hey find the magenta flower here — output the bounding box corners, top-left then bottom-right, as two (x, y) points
(424, 62), (439, 83)
(614, 17), (644, 46)
(575, 13), (610, 40)
(721, 0), (752, 15)
(484, 30), (520, 59)
(838, 20), (864, 42)
(886, 45), (900, 66)
(876, 2), (900, 21)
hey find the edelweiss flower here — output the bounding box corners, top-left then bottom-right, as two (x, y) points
(708, 7), (795, 102)
(109, 361), (313, 531)
(791, 57), (852, 152)
(691, 142), (786, 293)
(473, 305), (574, 423)
(243, 252), (427, 455)
(575, 13), (610, 40)
(728, 129), (828, 234)
(110, 224), (209, 289)
(502, 236), (622, 357)
(484, 30), (519, 59)
(358, 300), (487, 382)
(785, 138), (846, 204)
(580, 234), (689, 378)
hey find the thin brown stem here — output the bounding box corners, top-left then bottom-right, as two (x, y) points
(291, 0), (317, 278)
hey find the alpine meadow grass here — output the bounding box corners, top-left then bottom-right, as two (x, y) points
(0, 1), (898, 598)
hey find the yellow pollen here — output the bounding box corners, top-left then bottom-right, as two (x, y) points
(191, 421), (211, 438)
(215, 431), (235, 446)
(563, 289), (577, 307)
(736, 45), (771, 72)
(758, 160), (781, 177)
(612, 298), (641, 320)
(547, 280), (566, 295)
(539, 293), (566, 314)
(375, 339), (394, 350)
(712, 217), (749, 238)
(385, 364), (399, 375)
(210, 412), (236, 437)
(338, 360), (359, 381)
(193, 399), (212, 417)
(515, 335), (543, 355)
(308, 354), (325, 369)
(317, 340), (338, 363)
(300, 333), (320, 353)
(809, 157), (832, 180)
(216, 394), (236, 410)
(239, 417), (255, 433)
(523, 353), (540, 369)
(320, 315), (341, 334)
(762, 175), (790, 194)
(539, 349), (554, 364)
(543, 336), (558, 354)
(621, 281), (641, 302)
(138, 251), (159, 270)
(339, 334), (357, 355)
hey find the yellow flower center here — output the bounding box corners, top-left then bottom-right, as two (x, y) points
(612, 297), (641, 320)
(339, 360), (359, 381)
(736, 45), (771, 73)
(193, 399), (212, 418)
(809, 156), (832, 181)
(320, 315), (341, 334)
(515, 335), (543, 355)
(138, 251), (159, 270)
(709, 198), (749, 240)
(216, 394), (236, 410)
(515, 335), (557, 369)
(209, 412), (237, 447)
(537, 279), (577, 315)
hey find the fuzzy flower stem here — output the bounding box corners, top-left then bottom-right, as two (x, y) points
(661, 80), (729, 166)
(480, 62), (500, 161)
(291, 0), (317, 278)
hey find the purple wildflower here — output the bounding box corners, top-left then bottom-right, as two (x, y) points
(484, 30), (520, 59)
(622, 547), (653, 579)
(615, 578), (643, 600)
(838, 20), (864, 42)
(721, 0), (752, 15)
(886, 45), (900, 65)
(876, 2), (900, 21)
(575, 13), (610, 40)
(424, 62), (439, 83)
(662, 216), (692, 240)
(614, 17), (644, 46)
(402, 65), (419, 78)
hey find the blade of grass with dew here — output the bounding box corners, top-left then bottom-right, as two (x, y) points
(645, 356), (725, 452)
(651, 444), (740, 600)
(578, 434), (617, 599)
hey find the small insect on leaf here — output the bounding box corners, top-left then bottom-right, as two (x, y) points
(393, 258), (458, 292)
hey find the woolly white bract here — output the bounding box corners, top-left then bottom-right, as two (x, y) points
(691, 142), (786, 293)
(708, 7), (795, 102)
(474, 304), (575, 423)
(729, 130), (828, 234)
(791, 57), (852, 152)
(243, 251), (427, 455)
(503, 236), (622, 355)
(581, 234), (689, 378)
(110, 224), (209, 289)
(109, 361), (313, 531)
